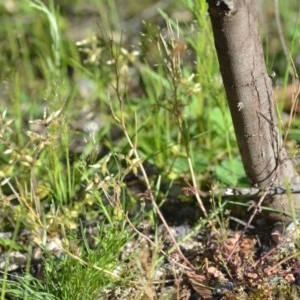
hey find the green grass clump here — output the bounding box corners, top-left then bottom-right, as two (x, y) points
(0, 0), (300, 298)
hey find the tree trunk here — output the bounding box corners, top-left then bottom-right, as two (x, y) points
(207, 0), (300, 222)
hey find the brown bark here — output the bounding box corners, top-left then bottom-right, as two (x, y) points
(207, 0), (300, 221)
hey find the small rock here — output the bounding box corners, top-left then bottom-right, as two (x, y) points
(212, 281), (234, 297)
(0, 251), (27, 271)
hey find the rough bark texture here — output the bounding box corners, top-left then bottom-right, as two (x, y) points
(207, 0), (300, 221)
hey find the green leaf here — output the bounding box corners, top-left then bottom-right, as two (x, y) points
(0, 238), (25, 251)
(288, 129), (300, 142)
(215, 158), (248, 186)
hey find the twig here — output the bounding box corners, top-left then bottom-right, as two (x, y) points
(124, 212), (193, 272)
(253, 226), (298, 268)
(121, 130), (194, 268)
(227, 189), (269, 262)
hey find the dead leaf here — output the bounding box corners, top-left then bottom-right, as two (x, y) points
(187, 271), (213, 300)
